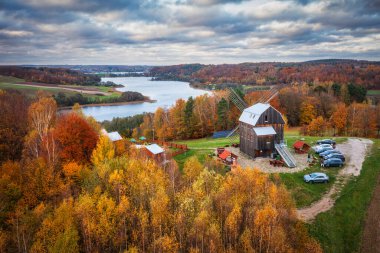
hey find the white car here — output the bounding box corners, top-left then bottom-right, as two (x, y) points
(313, 144), (333, 152)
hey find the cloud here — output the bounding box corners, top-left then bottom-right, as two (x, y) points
(0, 0), (379, 64)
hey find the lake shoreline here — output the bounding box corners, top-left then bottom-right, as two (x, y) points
(58, 98), (156, 110)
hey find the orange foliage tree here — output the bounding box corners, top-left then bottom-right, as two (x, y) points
(55, 113), (98, 163)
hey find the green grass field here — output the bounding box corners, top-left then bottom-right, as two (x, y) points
(367, 89), (380, 95)
(308, 140), (380, 253)
(279, 165), (338, 208)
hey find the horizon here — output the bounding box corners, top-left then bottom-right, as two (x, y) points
(1, 58), (380, 67)
(1, 0), (380, 64)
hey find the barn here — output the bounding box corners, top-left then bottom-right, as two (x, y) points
(239, 103), (285, 158)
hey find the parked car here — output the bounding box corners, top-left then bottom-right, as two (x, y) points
(316, 146), (334, 154)
(316, 139), (336, 145)
(313, 144), (333, 152)
(324, 153), (345, 162)
(321, 158), (344, 167)
(304, 172), (329, 183)
(319, 149), (341, 157)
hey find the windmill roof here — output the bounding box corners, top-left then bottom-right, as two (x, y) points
(252, 126), (276, 136)
(239, 103), (270, 126)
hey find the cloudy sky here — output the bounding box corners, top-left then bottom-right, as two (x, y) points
(0, 0), (379, 65)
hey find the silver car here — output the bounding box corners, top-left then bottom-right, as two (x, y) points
(304, 172), (329, 183)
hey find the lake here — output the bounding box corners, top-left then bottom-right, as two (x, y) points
(82, 77), (211, 121)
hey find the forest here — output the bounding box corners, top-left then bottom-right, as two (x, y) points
(150, 60), (380, 89)
(0, 66), (102, 86)
(0, 90), (322, 252)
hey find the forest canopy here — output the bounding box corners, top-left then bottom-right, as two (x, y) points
(0, 90), (322, 253)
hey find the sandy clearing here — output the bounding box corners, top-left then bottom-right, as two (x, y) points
(297, 138), (373, 222)
(226, 146), (310, 173)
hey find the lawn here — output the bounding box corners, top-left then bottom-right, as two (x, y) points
(367, 89), (380, 95)
(174, 137), (236, 149)
(278, 164), (338, 208)
(307, 139), (380, 253)
(173, 149), (212, 171)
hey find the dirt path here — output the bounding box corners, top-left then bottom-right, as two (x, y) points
(297, 138), (373, 222)
(360, 173), (380, 253)
(11, 82), (111, 95)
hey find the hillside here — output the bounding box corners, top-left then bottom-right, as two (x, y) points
(0, 66), (102, 86)
(150, 60), (380, 89)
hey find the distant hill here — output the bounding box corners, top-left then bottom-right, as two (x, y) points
(149, 59), (380, 89)
(0, 66), (101, 86)
(21, 65), (153, 74)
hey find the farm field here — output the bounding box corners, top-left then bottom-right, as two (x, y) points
(0, 75), (121, 101)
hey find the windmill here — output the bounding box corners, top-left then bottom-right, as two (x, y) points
(225, 86), (297, 168)
(226, 87), (279, 141)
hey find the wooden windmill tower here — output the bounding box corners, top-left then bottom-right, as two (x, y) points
(227, 87), (296, 167)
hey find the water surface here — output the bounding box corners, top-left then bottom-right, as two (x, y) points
(82, 77), (211, 121)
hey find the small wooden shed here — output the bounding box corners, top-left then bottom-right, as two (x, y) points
(218, 149), (238, 165)
(293, 140), (311, 154)
(144, 144), (165, 163)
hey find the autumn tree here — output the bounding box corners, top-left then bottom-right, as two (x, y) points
(0, 90), (29, 163)
(307, 116), (327, 136)
(300, 101), (317, 125)
(31, 199), (79, 253)
(55, 113), (98, 163)
(91, 135), (115, 167)
(330, 103), (348, 135)
(26, 95), (58, 166)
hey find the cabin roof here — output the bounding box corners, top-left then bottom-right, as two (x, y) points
(145, 144), (164, 155)
(101, 129), (123, 142)
(252, 126), (276, 136)
(239, 103), (270, 125)
(107, 131), (123, 142)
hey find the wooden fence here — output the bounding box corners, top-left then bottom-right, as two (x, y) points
(152, 140), (188, 151)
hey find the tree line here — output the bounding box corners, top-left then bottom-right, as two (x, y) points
(53, 91), (146, 107)
(0, 90), (321, 252)
(150, 60), (380, 89)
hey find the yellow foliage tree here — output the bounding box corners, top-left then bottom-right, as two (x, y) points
(91, 135), (115, 166)
(300, 101), (317, 125)
(183, 156), (203, 185)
